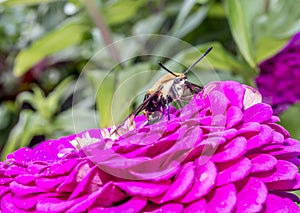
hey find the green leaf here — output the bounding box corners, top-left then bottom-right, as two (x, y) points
(255, 37), (288, 62)
(1, 111), (48, 160)
(172, 0), (197, 32)
(207, 1), (226, 18)
(86, 70), (115, 127)
(45, 77), (73, 117)
(225, 0), (257, 68)
(14, 20), (89, 77)
(133, 14), (165, 35)
(0, 0), (59, 6)
(170, 0), (210, 38)
(54, 107), (98, 134)
(86, 63), (154, 127)
(16, 77), (73, 120)
(279, 103), (300, 141)
(178, 42), (246, 72)
(254, 0), (300, 39)
(225, 0), (300, 65)
(253, 0), (300, 62)
(173, 4), (209, 38)
(102, 0), (146, 25)
(111, 63), (154, 124)
(16, 91), (36, 109)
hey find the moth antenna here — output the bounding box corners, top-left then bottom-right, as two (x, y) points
(158, 61), (178, 77)
(183, 46), (213, 74)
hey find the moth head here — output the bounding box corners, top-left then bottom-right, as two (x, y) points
(174, 73), (187, 84)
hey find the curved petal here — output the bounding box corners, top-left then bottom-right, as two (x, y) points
(206, 183), (236, 213)
(216, 157), (251, 186)
(235, 177), (267, 212)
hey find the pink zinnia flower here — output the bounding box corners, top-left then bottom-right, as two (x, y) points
(256, 32), (300, 114)
(1, 81), (300, 212)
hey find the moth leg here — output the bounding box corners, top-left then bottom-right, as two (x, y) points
(171, 84), (180, 99)
(165, 96), (170, 121)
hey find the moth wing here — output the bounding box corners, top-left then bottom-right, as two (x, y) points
(132, 85), (163, 116)
(180, 81), (203, 102)
(110, 86), (163, 137)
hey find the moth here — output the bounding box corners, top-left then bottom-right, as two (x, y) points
(111, 46), (213, 136)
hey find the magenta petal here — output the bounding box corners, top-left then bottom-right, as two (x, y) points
(160, 162), (195, 202)
(236, 122), (261, 135)
(253, 160), (298, 183)
(6, 147), (33, 164)
(89, 197), (147, 213)
(46, 158), (80, 176)
(267, 123), (290, 138)
(13, 193), (54, 211)
(236, 177), (267, 212)
(115, 181), (169, 197)
(5, 165), (27, 176)
(204, 129), (237, 141)
(143, 203), (184, 213)
(261, 142), (300, 159)
(271, 191), (300, 203)
(10, 181), (46, 195)
(206, 90), (228, 115)
(13, 195), (35, 211)
(212, 136), (247, 163)
(247, 125), (273, 150)
(130, 165), (180, 183)
(179, 160), (217, 203)
(215, 81), (245, 109)
(266, 174), (300, 190)
(1, 193), (29, 213)
(15, 174), (37, 185)
(27, 163), (48, 174)
(272, 131), (284, 144)
(65, 187), (116, 213)
(32, 135), (76, 162)
(36, 196), (86, 213)
(226, 106), (243, 128)
(206, 183), (236, 213)
(287, 157), (300, 166)
(243, 103), (273, 123)
(35, 176), (67, 190)
(0, 177), (13, 184)
(264, 193), (300, 213)
(216, 157), (251, 186)
(199, 115), (212, 125)
(141, 132), (164, 145)
(56, 161), (86, 193)
(129, 128), (200, 181)
(68, 166), (100, 199)
(269, 115), (280, 123)
(94, 182), (127, 207)
(250, 154), (277, 173)
(85, 145), (153, 180)
(184, 199), (206, 213)
(247, 135), (269, 151)
(0, 186), (9, 198)
(198, 136), (226, 147)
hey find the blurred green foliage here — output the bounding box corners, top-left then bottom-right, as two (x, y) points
(0, 0), (300, 160)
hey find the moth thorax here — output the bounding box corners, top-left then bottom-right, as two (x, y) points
(171, 77), (186, 100)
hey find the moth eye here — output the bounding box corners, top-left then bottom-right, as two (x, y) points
(174, 78), (180, 83)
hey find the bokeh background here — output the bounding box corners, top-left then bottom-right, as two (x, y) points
(0, 0), (300, 160)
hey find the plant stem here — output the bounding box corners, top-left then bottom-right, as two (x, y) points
(84, 0), (121, 64)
